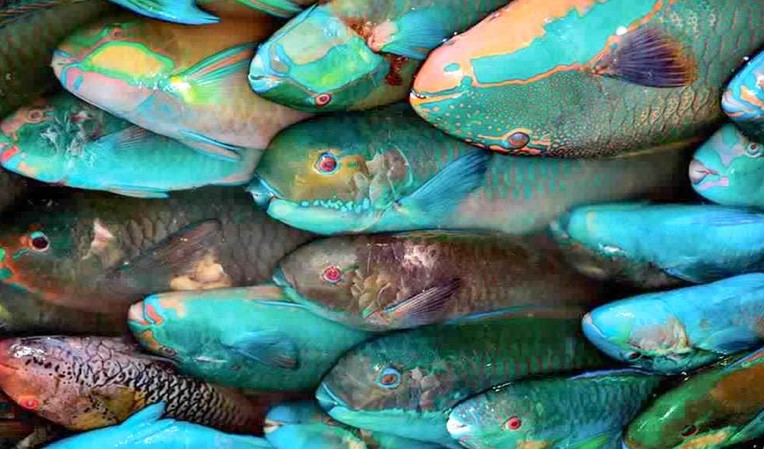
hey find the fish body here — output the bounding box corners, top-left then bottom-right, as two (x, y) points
(583, 274), (764, 374)
(410, 0), (764, 157)
(248, 0), (508, 112)
(52, 15), (311, 162)
(722, 49), (764, 144)
(0, 336), (261, 433)
(0, 187), (314, 315)
(107, 0), (312, 24)
(0, 0), (115, 119)
(316, 315), (608, 446)
(0, 93), (259, 198)
(624, 347), (764, 449)
(448, 369), (662, 449)
(551, 202), (764, 289)
(265, 400), (445, 449)
(127, 285), (372, 391)
(274, 232), (602, 331)
(249, 105), (689, 236)
(46, 402), (273, 449)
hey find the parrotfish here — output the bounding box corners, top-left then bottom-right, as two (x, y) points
(625, 347), (764, 449)
(107, 0), (312, 24)
(316, 315), (608, 446)
(0, 168), (26, 212)
(0, 188), (313, 315)
(45, 402), (273, 449)
(0, 93), (259, 198)
(265, 400), (445, 449)
(249, 105), (690, 236)
(722, 48), (764, 145)
(248, 0), (509, 112)
(52, 14), (311, 162)
(0, 0), (116, 119)
(447, 369), (662, 449)
(583, 274), (764, 375)
(127, 285), (372, 391)
(410, 0), (764, 157)
(273, 231), (601, 331)
(0, 336), (262, 434)
(551, 202), (764, 289)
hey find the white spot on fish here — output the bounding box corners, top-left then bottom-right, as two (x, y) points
(616, 26), (628, 36)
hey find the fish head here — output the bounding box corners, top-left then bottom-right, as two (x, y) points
(127, 294), (197, 362)
(52, 16), (177, 117)
(249, 5), (410, 112)
(691, 123), (764, 206)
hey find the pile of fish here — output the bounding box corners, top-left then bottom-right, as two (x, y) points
(0, 0), (764, 448)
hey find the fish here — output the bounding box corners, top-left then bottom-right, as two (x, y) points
(127, 285), (372, 391)
(0, 187), (314, 315)
(550, 202), (764, 289)
(722, 48), (764, 145)
(273, 231), (602, 331)
(410, 0), (764, 157)
(316, 315), (609, 446)
(0, 0), (116, 119)
(0, 336), (262, 434)
(45, 402), (273, 449)
(52, 14), (311, 162)
(0, 93), (260, 198)
(624, 347), (764, 449)
(265, 400), (445, 449)
(248, 0), (509, 112)
(248, 104), (690, 236)
(0, 168), (26, 212)
(447, 369), (662, 449)
(583, 274), (764, 375)
(108, 0), (314, 24)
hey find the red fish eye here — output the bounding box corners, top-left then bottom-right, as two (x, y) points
(315, 93), (332, 107)
(110, 27), (123, 38)
(626, 352), (642, 361)
(380, 374), (397, 385)
(322, 266), (342, 284)
(19, 398), (39, 411)
(316, 153), (338, 173)
(503, 416), (522, 431)
(29, 233), (50, 252)
(681, 425), (698, 438)
(27, 110), (43, 121)
(507, 132), (530, 149)
(162, 347), (177, 356)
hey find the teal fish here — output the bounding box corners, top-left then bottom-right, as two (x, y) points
(411, 0), (764, 157)
(550, 202), (764, 289)
(127, 285), (372, 391)
(274, 232), (601, 331)
(249, 105), (690, 236)
(722, 49), (764, 144)
(0, 93), (259, 198)
(108, 0), (314, 23)
(248, 0), (509, 112)
(316, 315), (608, 446)
(583, 274), (764, 375)
(265, 400), (445, 449)
(447, 369), (662, 449)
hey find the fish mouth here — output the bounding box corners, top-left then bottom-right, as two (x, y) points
(247, 176), (278, 209)
(688, 159), (718, 185)
(263, 418), (282, 434)
(127, 299), (164, 327)
(315, 382), (349, 412)
(446, 416), (473, 439)
(271, 266), (293, 289)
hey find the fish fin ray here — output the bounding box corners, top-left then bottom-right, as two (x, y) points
(221, 330), (299, 370)
(108, 0), (220, 24)
(697, 328), (760, 355)
(382, 278), (461, 326)
(178, 130), (244, 162)
(172, 44), (255, 104)
(108, 187), (169, 199)
(91, 126), (153, 152)
(376, 12), (448, 59)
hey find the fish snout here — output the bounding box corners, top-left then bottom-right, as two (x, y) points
(446, 416), (472, 439)
(689, 159), (718, 185)
(247, 176), (277, 209)
(127, 301), (147, 326)
(271, 267), (294, 289)
(315, 382), (347, 412)
(128, 296), (165, 327)
(263, 419), (282, 434)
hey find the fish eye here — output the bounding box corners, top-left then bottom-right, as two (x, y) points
(315, 152), (338, 174)
(19, 398), (39, 411)
(625, 351), (642, 361)
(502, 416), (522, 431)
(314, 93), (332, 107)
(746, 143), (762, 157)
(681, 424), (698, 438)
(507, 132), (530, 149)
(376, 367), (402, 389)
(161, 347), (177, 357)
(109, 26), (124, 38)
(28, 232), (50, 252)
(26, 109), (44, 122)
(321, 266), (342, 284)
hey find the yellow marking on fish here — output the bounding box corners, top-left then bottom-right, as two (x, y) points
(741, 86), (764, 109)
(71, 410), (115, 429)
(86, 44), (168, 78)
(157, 298), (187, 319)
(676, 430), (732, 449)
(518, 441), (551, 449)
(137, 330), (163, 353)
(169, 254), (232, 291)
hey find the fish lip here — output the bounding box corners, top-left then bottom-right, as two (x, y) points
(271, 267), (293, 289)
(263, 419), (282, 434)
(127, 302), (149, 326)
(247, 176), (279, 209)
(315, 382), (348, 411)
(446, 416), (472, 439)
(688, 158), (717, 185)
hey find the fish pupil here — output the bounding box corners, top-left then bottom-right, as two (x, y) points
(317, 154), (338, 173)
(322, 266), (342, 283)
(504, 416), (522, 430)
(507, 132), (530, 149)
(315, 94), (332, 107)
(30, 235), (49, 251)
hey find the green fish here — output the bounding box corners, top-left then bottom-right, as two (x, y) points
(249, 104), (691, 236)
(0, 0), (116, 119)
(410, 0), (764, 157)
(0, 188), (313, 316)
(127, 285), (372, 391)
(448, 369), (662, 449)
(625, 347), (764, 449)
(316, 315), (609, 447)
(0, 93), (260, 198)
(274, 232), (602, 331)
(108, 0), (314, 23)
(248, 0), (509, 112)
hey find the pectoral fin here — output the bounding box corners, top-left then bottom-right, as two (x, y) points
(381, 279), (461, 327)
(221, 330), (299, 370)
(179, 130), (244, 162)
(372, 11), (449, 59)
(698, 328), (760, 355)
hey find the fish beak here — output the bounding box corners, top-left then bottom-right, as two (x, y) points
(263, 419), (282, 434)
(271, 267), (292, 288)
(446, 416), (472, 439)
(247, 176), (278, 209)
(315, 383), (346, 412)
(688, 159), (717, 185)
(127, 302), (148, 326)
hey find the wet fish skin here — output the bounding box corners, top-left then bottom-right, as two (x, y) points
(275, 231), (602, 331)
(0, 187), (314, 315)
(0, 93), (260, 198)
(0, 0), (116, 119)
(107, 0), (311, 23)
(316, 316), (608, 446)
(448, 369), (662, 449)
(249, 104), (689, 236)
(248, 0), (509, 112)
(127, 285), (372, 391)
(624, 347), (764, 449)
(722, 49), (764, 144)
(0, 336), (264, 434)
(583, 274), (764, 375)
(411, 0), (764, 157)
(550, 202), (764, 289)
